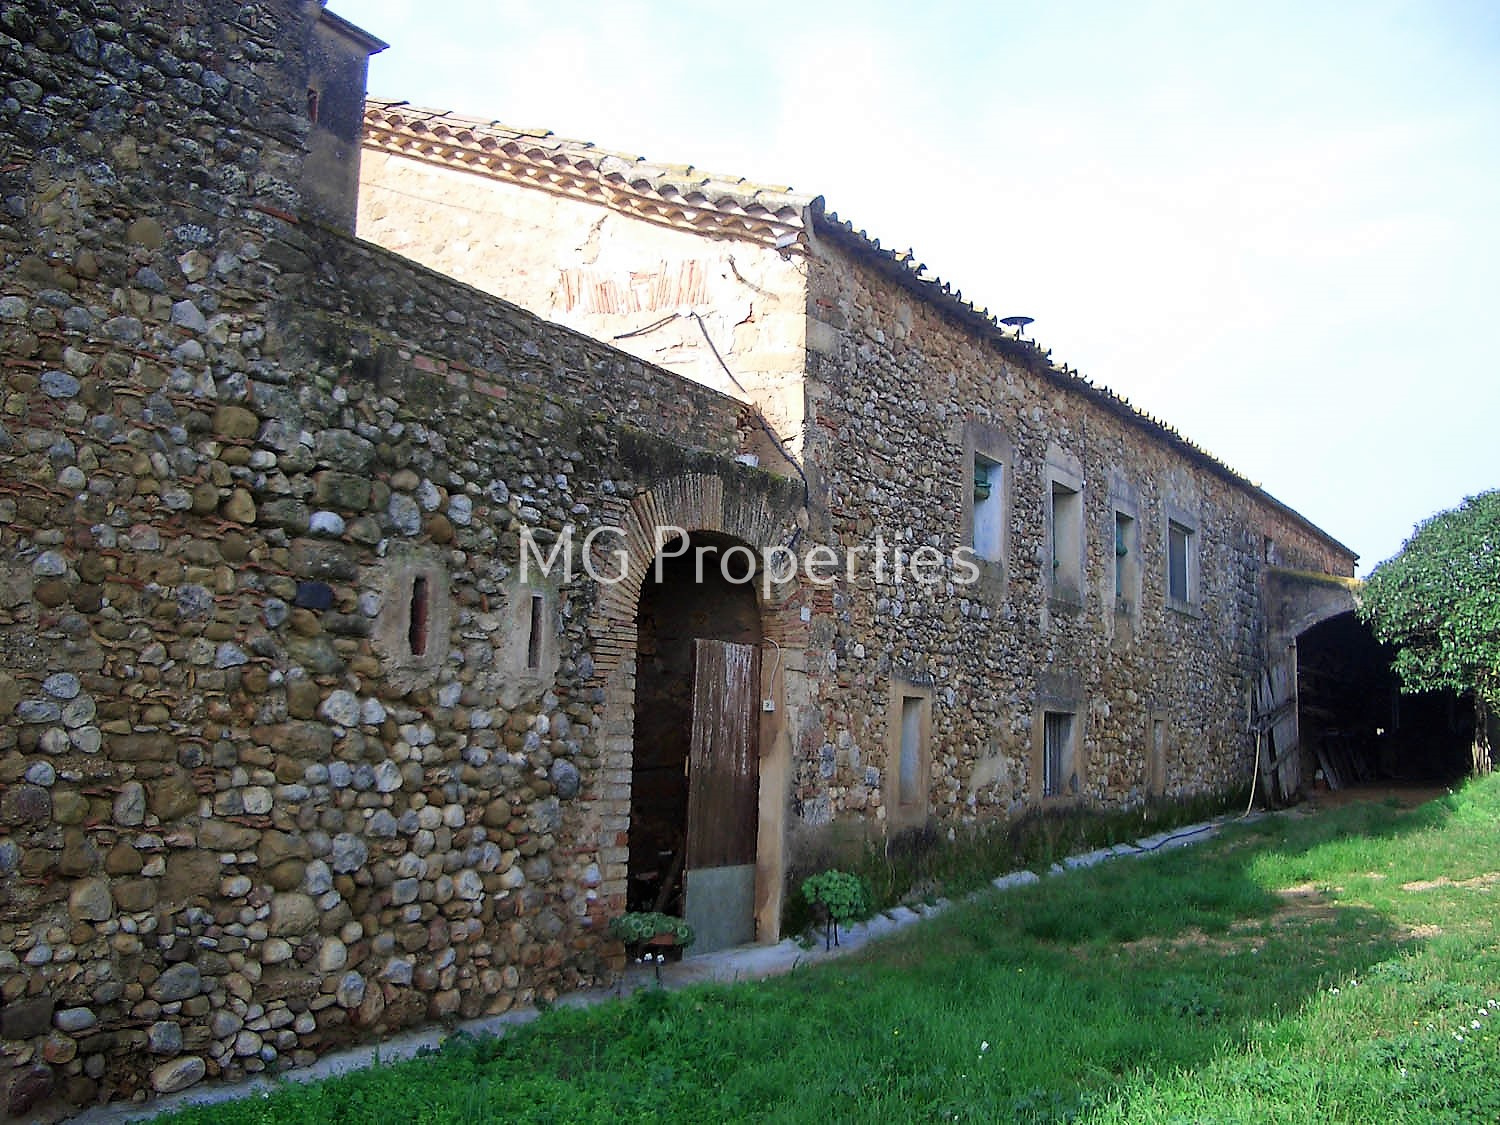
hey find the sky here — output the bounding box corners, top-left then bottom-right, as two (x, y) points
(334, 0), (1500, 573)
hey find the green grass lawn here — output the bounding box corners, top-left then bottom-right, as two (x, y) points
(158, 776), (1500, 1124)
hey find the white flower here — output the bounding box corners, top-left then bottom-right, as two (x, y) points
(980, 1041), (989, 1053)
(1473, 1020), (1483, 1030)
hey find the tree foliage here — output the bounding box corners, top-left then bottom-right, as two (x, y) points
(1359, 490), (1500, 709)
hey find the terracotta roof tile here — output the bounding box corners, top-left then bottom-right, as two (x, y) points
(363, 100), (811, 249)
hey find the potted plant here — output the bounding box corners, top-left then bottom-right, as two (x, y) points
(609, 911), (695, 982)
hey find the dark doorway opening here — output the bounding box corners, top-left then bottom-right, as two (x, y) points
(630, 533), (762, 950)
(1298, 612), (1471, 787)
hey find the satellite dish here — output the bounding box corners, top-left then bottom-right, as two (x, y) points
(1000, 315), (1034, 337)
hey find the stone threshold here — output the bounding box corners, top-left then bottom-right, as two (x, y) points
(67, 810), (1251, 1124)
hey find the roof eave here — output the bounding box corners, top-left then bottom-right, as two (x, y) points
(318, 6), (389, 55)
(807, 205), (1356, 564)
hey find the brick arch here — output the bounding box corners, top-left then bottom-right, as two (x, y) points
(585, 472), (806, 947)
(593, 473), (805, 672)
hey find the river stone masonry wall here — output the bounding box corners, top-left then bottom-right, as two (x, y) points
(0, 1), (804, 1115)
(787, 234), (1354, 840)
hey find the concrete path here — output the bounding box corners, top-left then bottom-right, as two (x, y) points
(68, 811), (1244, 1124)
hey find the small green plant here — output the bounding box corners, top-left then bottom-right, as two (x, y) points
(801, 869), (869, 950)
(608, 911), (695, 948)
(609, 912), (695, 984)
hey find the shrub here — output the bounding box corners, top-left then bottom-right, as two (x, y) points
(801, 869), (870, 949)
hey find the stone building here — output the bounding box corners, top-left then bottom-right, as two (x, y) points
(357, 106), (1359, 869)
(0, 0), (1355, 1114)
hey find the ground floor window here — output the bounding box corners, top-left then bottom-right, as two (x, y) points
(887, 683), (932, 827)
(1043, 710), (1077, 798)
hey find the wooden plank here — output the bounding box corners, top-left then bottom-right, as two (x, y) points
(1254, 648), (1300, 804)
(1257, 731), (1278, 805)
(686, 640), (760, 870)
(1284, 647), (1302, 799)
(1316, 742), (1344, 790)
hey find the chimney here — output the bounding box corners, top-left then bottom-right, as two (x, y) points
(301, 2), (387, 232)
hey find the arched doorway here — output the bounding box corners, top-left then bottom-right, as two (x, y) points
(1297, 612), (1472, 786)
(629, 532), (763, 953)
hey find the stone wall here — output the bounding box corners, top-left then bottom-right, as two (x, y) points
(790, 232), (1357, 840)
(0, 1), (803, 1115)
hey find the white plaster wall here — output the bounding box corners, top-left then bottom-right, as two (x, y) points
(358, 151), (809, 455)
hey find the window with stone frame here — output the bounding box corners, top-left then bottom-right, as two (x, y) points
(376, 548), (451, 676)
(961, 421), (1012, 585)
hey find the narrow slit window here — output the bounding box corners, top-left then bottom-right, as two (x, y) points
(899, 696), (923, 805)
(526, 593), (545, 670)
(408, 575), (429, 656)
(1114, 512), (1132, 600)
(306, 87), (320, 123)
(1043, 711), (1075, 798)
(1150, 718), (1167, 796)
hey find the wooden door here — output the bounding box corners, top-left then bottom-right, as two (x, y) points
(1254, 646), (1301, 803)
(683, 640), (760, 951)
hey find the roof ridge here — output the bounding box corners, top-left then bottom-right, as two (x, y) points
(362, 101), (813, 251)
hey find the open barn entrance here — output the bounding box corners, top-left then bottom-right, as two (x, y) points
(1297, 612), (1472, 789)
(630, 532), (762, 954)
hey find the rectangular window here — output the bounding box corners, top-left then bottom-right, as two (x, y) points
(898, 696), (923, 805)
(888, 685), (931, 827)
(1114, 512), (1133, 601)
(1050, 481), (1082, 600)
(408, 575), (429, 657)
(1043, 711), (1075, 798)
(1168, 521), (1192, 604)
(972, 454), (1004, 562)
